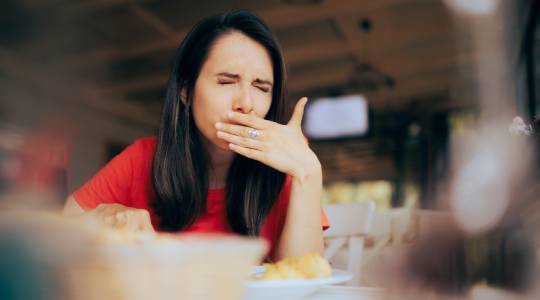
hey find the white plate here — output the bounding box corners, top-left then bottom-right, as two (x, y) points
(243, 269), (353, 300)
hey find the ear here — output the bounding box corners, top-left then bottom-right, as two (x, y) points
(180, 88), (188, 105)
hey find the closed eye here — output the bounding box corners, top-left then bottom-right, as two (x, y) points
(256, 86), (271, 93)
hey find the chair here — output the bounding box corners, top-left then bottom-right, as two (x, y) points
(323, 201), (375, 286)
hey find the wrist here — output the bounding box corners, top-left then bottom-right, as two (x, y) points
(291, 158), (322, 184)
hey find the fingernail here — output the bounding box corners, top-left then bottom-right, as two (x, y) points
(228, 112), (234, 118)
(215, 122), (222, 129)
(116, 212), (125, 221)
(217, 131), (224, 137)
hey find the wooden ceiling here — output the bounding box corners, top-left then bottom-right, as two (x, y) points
(1, 0), (470, 126)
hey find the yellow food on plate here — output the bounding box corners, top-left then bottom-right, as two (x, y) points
(261, 262), (304, 280)
(259, 252), (332, 280)
(295, 252), (333, 278)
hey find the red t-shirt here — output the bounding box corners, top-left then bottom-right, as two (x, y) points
(73, 136), (328, 260)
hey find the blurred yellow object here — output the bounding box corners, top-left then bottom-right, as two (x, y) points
(323, 180), (393, 210)
(355, 181), (392, 211)
(326, 181), (355, 204)
(259, 253), (332, 280)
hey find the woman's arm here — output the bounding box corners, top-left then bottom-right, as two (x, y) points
(216, 97), (326, 260)
(275, 165), (324, 260)
(61, 139), (153, 231)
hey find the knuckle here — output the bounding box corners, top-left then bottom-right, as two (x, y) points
(125, 210), (134, 219)
(95, 204), (107, 211)
(240, 137), (249, 144)
(140, 209), (150, 219)
(263, 130), (272, 140)
(233, 125), (242, 133)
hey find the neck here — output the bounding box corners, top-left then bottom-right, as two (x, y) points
(201, 138), (234, 189)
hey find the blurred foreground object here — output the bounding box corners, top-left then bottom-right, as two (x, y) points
(0, 121), (73, 210)
(0, 211), (267, 300)
(509, 117), (535, 136)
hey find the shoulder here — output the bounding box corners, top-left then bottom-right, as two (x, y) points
(111, 136), (157, 167)
(131, 136), (157, 150)
(126, 136), (157, 156)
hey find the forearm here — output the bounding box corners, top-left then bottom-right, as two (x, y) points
(276, 165), (324, 260)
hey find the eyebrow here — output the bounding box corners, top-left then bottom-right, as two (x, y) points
(216, 72), (273, 86)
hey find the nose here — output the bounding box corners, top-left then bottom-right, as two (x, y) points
(232, 84), (254, 114)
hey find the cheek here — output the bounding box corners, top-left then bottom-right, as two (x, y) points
(255, 96), (273, 118)
(192, 86), (233, 137)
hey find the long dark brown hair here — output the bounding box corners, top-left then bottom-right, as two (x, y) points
(151, 10), (288, 236)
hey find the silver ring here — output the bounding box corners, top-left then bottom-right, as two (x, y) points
(247, 129), (261, 138)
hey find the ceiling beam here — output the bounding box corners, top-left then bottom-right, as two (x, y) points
(53, 0), (405, 69)
(0, 47), (159, 127)
(284, 39), (351, 67)
(332, 14), (365, 63)
(129, 3), (175, 37)
(103, 73), (168, 95)
(61, 0), (155, 15)
(102, 28), (461, 95)
(102, 45), (472, 100)
(289, 65), (356, 94)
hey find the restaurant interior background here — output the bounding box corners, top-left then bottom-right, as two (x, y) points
(2, 0), (540, 299)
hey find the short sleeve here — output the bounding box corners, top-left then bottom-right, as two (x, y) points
(322, 209), (330, 230)
(73, 141), (139, 211)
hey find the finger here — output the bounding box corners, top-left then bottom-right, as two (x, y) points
(115, 211), (127, 228)
(227, 112), (273, 130)
(125, 211), (140, 232)
(228, 143), (265, 162)
(287, 97), (308, 127)
(217, 131), (265, 150)
(99, 204), (119, 218)
(93, 204), (123, 228)
(94, 204), (112, 217)
(103, 215), (116, 227)
(215, 122), (262, 139)
(138, 210), (155, 233)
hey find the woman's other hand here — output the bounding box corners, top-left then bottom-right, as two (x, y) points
(90, 203), (154, 233)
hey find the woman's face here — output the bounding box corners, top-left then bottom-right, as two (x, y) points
(191, 31), (274, 151)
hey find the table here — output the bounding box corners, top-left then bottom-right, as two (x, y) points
(303, 286), (385, 300)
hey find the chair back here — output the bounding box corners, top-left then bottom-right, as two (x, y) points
(323, 201), (375, 286)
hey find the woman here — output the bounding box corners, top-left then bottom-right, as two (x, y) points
(63, 10), (327, 261)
